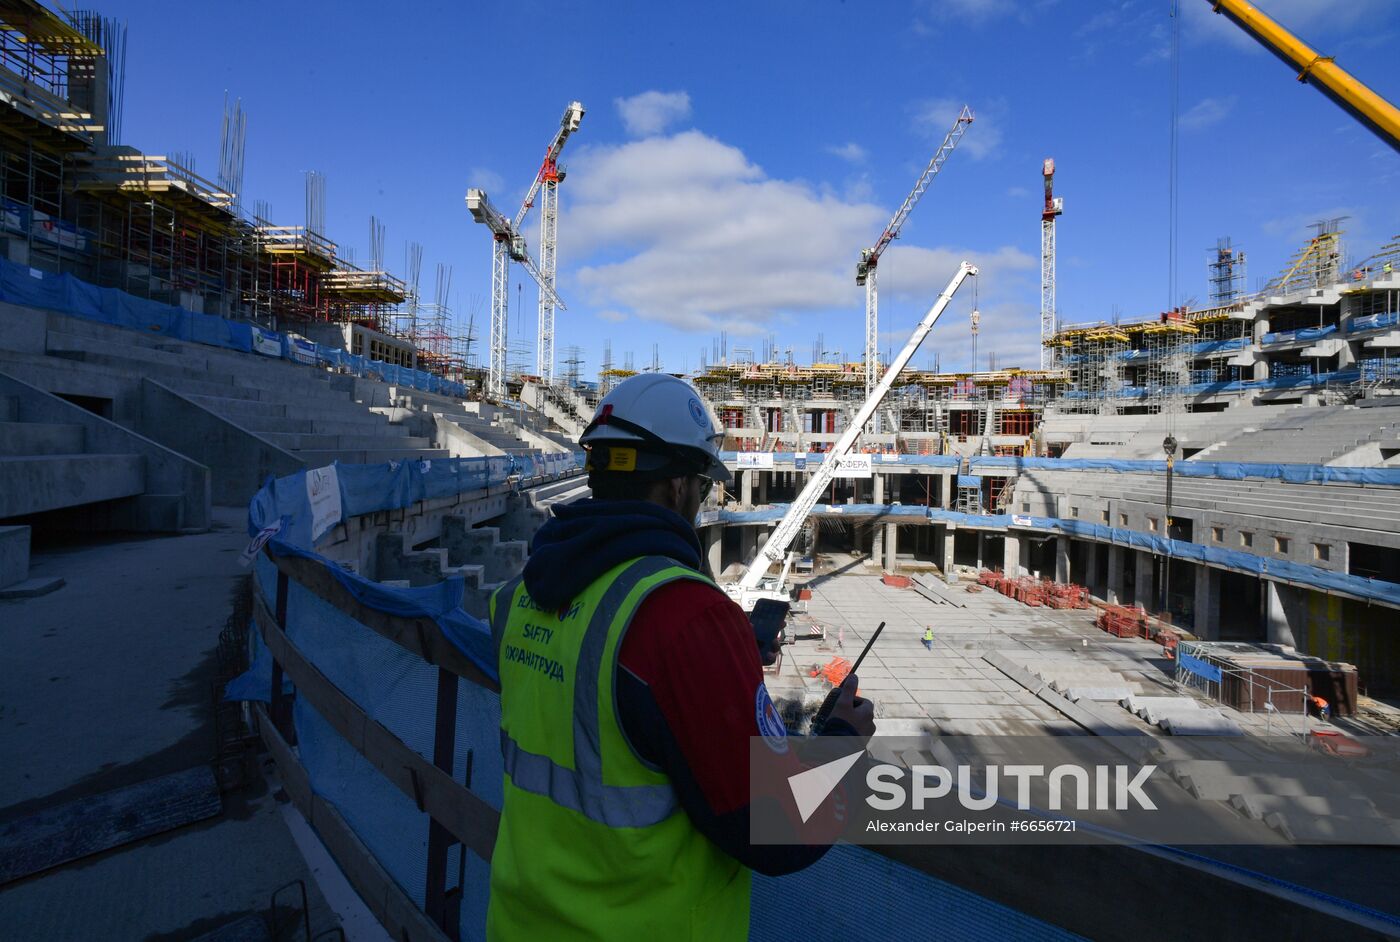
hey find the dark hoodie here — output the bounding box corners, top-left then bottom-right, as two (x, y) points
(522, 498), (706, 608)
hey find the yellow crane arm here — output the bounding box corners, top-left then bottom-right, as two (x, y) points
(1206, 0), (1400, 153)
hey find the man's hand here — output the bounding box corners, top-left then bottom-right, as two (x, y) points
(824, 673), (875, 737)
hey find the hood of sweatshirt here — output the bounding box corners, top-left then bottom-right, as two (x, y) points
(521, 498), (703, 610)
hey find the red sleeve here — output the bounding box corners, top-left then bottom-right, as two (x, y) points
(617, 579), (762, 815)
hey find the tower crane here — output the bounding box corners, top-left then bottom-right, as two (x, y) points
(1040, 157), (1063, 370)
(514, 101), (585, 384)
(465, 101), (583, 401)
(856, 105), (973, 433)
(727, 261), (978, 610)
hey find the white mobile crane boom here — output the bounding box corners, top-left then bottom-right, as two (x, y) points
(728, 261), (978, 606)
(857, 106), (973, 433)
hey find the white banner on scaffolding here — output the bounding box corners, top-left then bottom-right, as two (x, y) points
(737, 453), (775, 469)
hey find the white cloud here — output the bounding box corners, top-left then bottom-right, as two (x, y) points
(563, 130), (886, 333)
(597, 309), (628, 323)
(827, 142), (868, 164)
(910, 97), (1000, 160)
(614, 90), (693, 137)
(875, 244), (1041, 370)
(470, 167), (505, 195)
(1179, 95), (1238, 131)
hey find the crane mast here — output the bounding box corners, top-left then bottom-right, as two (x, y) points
(466, 101), (583, 401)
(731, 261), (978, 603)
(1040, 157), (1063, 370)
(517, 102), (584, 385)
(465, 188), (567, 401)
(856, 105), (973, 432)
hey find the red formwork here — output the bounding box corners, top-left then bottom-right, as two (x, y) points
(978, 571), (1088, 610)
(1097, 605), (1148, 638)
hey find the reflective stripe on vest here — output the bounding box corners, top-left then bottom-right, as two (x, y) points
(492, 556), (702, 828)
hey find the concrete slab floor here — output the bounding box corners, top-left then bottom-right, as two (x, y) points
(0, 509), (249, 810)
(0, 509), (342, 940)
(772, 572), (1181, 735)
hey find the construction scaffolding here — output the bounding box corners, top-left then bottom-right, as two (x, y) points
(1053, 324), (1129, 414)
(1208, 237), (1247, 306)
(1267, 219), (1344, 295)
(1140, 311), (1199, 414)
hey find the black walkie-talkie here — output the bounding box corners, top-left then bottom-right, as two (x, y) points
(809, 621), (884, 735)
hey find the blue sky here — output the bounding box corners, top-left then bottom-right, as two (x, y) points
(103, 0), (1399, 376)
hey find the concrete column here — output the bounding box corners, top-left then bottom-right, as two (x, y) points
(1107, 544), (1125, 604)
(1193, 564), (1219, 640)
(1135, 551), (1155, 612)
(758, 471), (768, 505)
(941, 473), (954, 510)
(1055, 536), (1071, 584)
(884, 522), (898, 573)
(741, 470), (753, 506)
(872, 521), (883, 562)
(1004, 533), (1022, 577)
(1252, 314), (1271, 382)
(942, 525), (957, 582)
(873, 472), (884, 506)
(976, 532), (985, 570)
(1264, 581), (1298, 647)
(1084, 541), (1101, 598)
(740, 526), (757, 565)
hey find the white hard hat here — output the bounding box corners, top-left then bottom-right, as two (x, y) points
(579, 374), (732, 483)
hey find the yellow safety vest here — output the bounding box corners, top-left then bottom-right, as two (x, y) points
(486, 556), (752, 941)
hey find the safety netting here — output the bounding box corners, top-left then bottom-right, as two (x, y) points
(229, 456), (1085, 941)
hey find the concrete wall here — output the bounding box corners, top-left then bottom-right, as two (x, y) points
(0, 370), (210, 531)
(139, 380), (304, 507)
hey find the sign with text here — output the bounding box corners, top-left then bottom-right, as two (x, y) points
(737, 453), (775, 470)
(834, 455), (872, 479)
(306, 464), (342, 542)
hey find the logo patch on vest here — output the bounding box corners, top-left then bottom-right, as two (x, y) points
(755, 685), (788, 754)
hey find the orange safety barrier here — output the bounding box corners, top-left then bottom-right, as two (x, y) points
(810, 657), (853, 688)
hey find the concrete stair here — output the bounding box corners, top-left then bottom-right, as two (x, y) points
(0, 453), (144, 517)
(373, 518), (528, 590)
(3, 314), (450, 476)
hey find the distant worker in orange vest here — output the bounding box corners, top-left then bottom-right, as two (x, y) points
(1310, 695), (1331, 721)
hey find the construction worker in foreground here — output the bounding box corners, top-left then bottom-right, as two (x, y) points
(486, 374), (875, 940)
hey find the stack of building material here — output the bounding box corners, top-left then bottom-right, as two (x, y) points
(1044, 582), (1090, 609)
(1098, 605), (1148, 638)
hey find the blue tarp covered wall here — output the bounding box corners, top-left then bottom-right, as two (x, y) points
(722, 451), (1400, 487)
(714, 503), (1400, 606)
(0, 256), (473, 398)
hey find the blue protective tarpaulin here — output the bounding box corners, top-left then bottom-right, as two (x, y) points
(0, 255), (477, 398)
(967, 456), (1400, 487)
(718, 500), (1400, 605)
